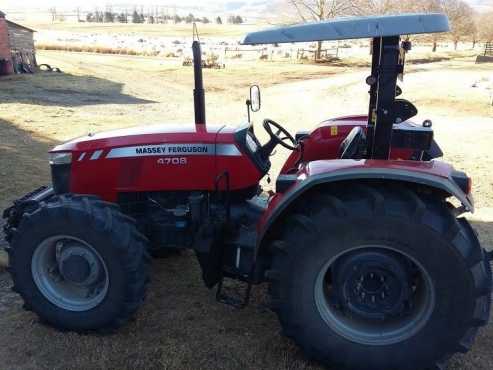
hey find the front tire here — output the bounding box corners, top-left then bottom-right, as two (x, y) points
(268, 184), (491, 370)
(6, 195), (151, 332)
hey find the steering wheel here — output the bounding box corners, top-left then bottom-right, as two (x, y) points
(263, 119), (297, 151)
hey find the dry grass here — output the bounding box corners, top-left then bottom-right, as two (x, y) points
(0, 49), (492, 370)
(29, 22), (258, 37)
(36, 43), (150, 56)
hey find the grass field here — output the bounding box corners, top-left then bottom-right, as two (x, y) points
(0, 49), (492, 370)
(29, 21), (258, 37)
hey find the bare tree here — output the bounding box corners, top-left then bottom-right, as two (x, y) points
(357, 0), (401, 15)
(478, 11), (493, 42)
(287, 0), (360, 59)
(398, 0), (444, 51)
(442, 0), (476, 49)
(49, 7), (57, 22)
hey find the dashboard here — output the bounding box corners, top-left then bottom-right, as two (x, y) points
(235, 125), (271, 175)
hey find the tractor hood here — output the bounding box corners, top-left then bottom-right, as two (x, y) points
(47, 122), (264, 200)
(51, 123), (237, 153)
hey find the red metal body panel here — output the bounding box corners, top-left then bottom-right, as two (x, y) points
(281, 115), (414, 174)
(52, 123), (263, 202)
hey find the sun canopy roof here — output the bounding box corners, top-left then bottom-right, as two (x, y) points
(242, 13), (449, 45)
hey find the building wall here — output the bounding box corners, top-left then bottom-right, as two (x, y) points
(0, 12), (14, 74)
(6, 20), (36, 73)
(7, 22), (34, 52)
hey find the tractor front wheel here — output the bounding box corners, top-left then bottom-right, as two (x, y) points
(268, 184), (491, 370)
(6, 195), (151, 332)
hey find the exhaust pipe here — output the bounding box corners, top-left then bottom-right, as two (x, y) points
(192, 40), (206, 125)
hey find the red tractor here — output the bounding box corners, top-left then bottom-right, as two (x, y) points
(3, 14), (491, 370)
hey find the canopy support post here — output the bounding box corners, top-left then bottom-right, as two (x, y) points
(367, 36), (401, 160)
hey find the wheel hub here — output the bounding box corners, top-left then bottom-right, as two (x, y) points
(32, 236), (109, 312)
(57, 244), (101, 286)
(315, 245), (436, 346)
(334, 250), (413, 320)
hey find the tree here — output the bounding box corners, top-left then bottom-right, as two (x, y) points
(356, 0), (402, 15)
(202, 17), (210, 24)
(478, 11), (493, 42)
(104, 9), (115, 23)
(94, 10), (104, 23)
(227, 15), (244, 24)
(216, 16), (223, 24)
(185, 13), (195, 23)
(174, 15), (182, 23)
(389, 0), (444, 51)
(132, 10), (143, 24)
(49, 7), (57, 22)
(442, 0), (476, 49)
(117, 12), (128, 23)
(286, 0), (360, 59)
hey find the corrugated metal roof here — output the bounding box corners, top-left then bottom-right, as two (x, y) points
(6, 20), (36, 33)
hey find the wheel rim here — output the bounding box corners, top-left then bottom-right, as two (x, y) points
(31, 235), (109, 312)
(314, 245), (435, 346)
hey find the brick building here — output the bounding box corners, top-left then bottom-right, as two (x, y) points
(0, 11), (36, 75)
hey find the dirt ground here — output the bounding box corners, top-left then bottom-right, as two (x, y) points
(0, 49), (492, 370)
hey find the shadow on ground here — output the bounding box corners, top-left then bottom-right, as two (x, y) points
(0, 73), (156, 107)
(0, 118), (53, 210)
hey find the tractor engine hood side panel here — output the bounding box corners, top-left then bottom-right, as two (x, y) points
(49, 123), (264, 201)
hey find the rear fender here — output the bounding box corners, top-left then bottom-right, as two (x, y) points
(257, 159), (473, 255)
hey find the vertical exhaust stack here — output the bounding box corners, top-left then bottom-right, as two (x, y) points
(192, 39), (206, 125)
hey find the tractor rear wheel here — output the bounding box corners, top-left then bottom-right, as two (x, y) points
(6, 195), (151, 332)
(268, 184), (491, 370)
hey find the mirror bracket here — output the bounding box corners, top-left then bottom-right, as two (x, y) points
(246, 99), (252, 123)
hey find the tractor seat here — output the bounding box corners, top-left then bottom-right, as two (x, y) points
(338, 126), (367, 159)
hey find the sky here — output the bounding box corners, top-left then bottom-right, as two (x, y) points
(0, 0), (268, 9)
(0, 1), (277, 18)
(0, 0), (489, 16)
(0, 0), (486, 6)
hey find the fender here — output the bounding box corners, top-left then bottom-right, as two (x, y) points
(257, 159), (473, 254)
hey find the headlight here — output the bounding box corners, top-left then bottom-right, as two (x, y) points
(49, 152), (72, 165)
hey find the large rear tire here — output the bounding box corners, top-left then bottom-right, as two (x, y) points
(268, 184), (491, 370)
(5, 195), (151, 332)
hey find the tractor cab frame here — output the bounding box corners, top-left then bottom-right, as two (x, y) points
(242, 13), (450, 161)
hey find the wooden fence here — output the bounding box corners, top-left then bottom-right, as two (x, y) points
(485, 42), (493, 56)
(296, 47), (339, 60)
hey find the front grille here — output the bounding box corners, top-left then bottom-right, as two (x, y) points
(51, 164), (71, 194)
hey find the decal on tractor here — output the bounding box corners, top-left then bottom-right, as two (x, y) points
(107, 143), (214, 158)
(104, 143), (242, 159)
(157, 157), (188, 165)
